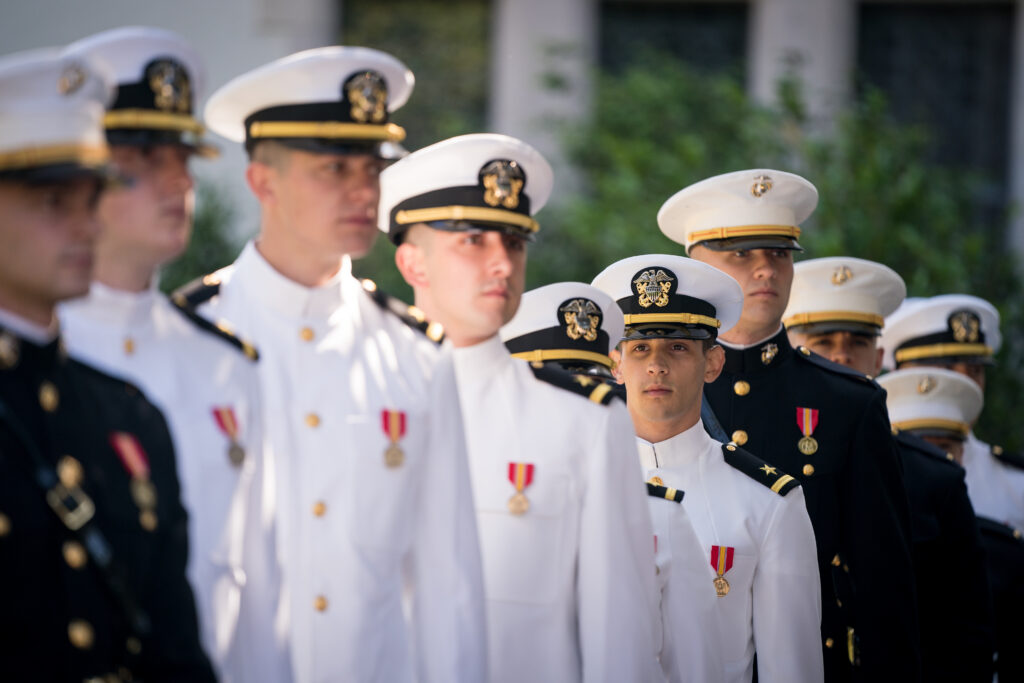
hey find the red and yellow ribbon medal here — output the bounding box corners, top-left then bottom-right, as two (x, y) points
(212, 406), (245, 466)
(110, 431), (158, 531)
(710, 545), (735, 597)
(796, 406), (819, 455)
(507, 462), (535, 515)
(381, 409), (406, 468)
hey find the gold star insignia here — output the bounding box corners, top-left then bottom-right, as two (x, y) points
(760, 464), (777, 476)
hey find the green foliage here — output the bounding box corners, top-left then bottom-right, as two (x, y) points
(159, 182), (242, 294)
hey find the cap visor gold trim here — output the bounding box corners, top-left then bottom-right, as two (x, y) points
(623, 313), (721, 328)
(687, 224), (801, 244)
(894, 343), (992, 363)
(511, 349), (613, 368)
(104, 109), (205, 134)
(248, 120), (406, 143)
(396, 205), (539, 233)
(892, 418), (969, 437)
(0, 143), (109, 172)
(784, 311), (884, 328)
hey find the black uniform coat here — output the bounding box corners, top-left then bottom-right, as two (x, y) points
(975, 516), (1024, 682)
(704, 329), (919, 682)
(0, 329), (215, 682)
(894, 431), (993, 682)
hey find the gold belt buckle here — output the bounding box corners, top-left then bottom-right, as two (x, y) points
(46, 482), (96, 531)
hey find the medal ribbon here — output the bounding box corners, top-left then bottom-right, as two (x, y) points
(796, 407), (819, 438)
(109, 432), (150, 479)
(710, 545), (735, 575)
(507, 462), (535, 493)
(381, 410), (407, 444)
(212, 406), (240, 441)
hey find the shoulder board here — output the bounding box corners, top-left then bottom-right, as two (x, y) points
(646, 480), (684, 503)
(794, 346), (876, 384)
(722, 442), (800, 496)
(991, 444), (1024, 471)
(361, 279), (445, 344)
(894, 430), (960, 467)
(169, 275), (259, 362)
(527, 362), (619, 405)
(976, 516), (1024, 544)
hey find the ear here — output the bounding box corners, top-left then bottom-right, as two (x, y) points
(704, 344), (725, 384)
(395, 241), (429, 289)
(245, 162), (276, 205)
(609, 348), (624, 384)
(873, 347), (884, 377)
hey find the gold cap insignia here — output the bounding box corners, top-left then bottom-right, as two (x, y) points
(147, 59), (191, 113)
(480, 159), (525, 209)
(345, 70), (388, 124)
(831, 265), (853, 285)
(559, 298), (601, 341)
(633, 269), (674, 308)
(949, 309), (981, 343)
(917, 376), (936, 394)
(58, 63), (85, 96)
(761, 343), (778, 365)
(751, 174), (773, 198)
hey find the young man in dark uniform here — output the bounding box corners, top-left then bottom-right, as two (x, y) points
(0, 48), (214, 681)
(660, 169), (920, 682)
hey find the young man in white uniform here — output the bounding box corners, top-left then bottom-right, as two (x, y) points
(57, 29), (260, 677)
(186, 47), (486, 683)
(594, 253), (823, 683)
(383, 133), (661, 682)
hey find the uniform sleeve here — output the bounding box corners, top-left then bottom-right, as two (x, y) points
(935, 471), (994, 681)
(407, 352), (488, 683)
(577, 402), (662, 683)
(845, 390), (921, 680)
(751, 487), (824, 683)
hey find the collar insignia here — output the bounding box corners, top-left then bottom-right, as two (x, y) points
(761, 342), (778, 365)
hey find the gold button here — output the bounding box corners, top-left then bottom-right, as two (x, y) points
(1014, 529), (1023, 540)
(803, 464), (815, 476)
(0, 512), (9, 537)
(731, 430), (748, 446)
(57, 456), (84, 489)
(648, 476), (664, 486)
(994, 445), (1004, 455)
(836, 598), (843, 607)
(39, 381), (59, 412)
(305, 413), (320, 428)
(68, 619), (94, 649)
(300, 327), (314, 342)
(313, 501), (327, 517)
(733, 381), (750, 396)
(123, 337), (135, 355)
(314, 595), (328, 612)
(825, 638), (834, 648)
(726, 444), (736, 451)
(126, 637), (142, 655)
(831, 554), (841, 567)
(139, 510), (158, 532)
(62, 540), (87, 569)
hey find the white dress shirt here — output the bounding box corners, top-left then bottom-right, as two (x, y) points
(60, 281), (261, 680)
(637, 421), (823, 683)
(963, 431), (1024, 529)
(453, 336), (661, 683)
(198, 242), (486, 683)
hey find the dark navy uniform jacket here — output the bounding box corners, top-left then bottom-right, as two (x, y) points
(0, 329), (216, 682)
(894, 431), (993, 683)
(704, 329), (919, 682)
(976, 516), (1024, 683)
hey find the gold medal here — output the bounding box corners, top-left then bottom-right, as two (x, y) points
(798, 436), (818, 455)
(228, 442), (245, 466)
(130, 478), (157, 509)
(507, 491), (529, 516)
(713, 575), (730, 597)
(384, 443), (404, 468)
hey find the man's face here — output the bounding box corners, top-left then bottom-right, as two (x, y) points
(261, 149), (384, 260)
(789, 329), (884, 376)
(921, 434), (966, 464)
(689, 246), (794, 334)
(613, 337), (724, 430)
(98, 145), (194, 267)
(401, 227), (527, 347)
(0, 178), (102, 313)
(902, 359), (986, 393)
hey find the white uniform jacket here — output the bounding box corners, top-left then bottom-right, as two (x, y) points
(453, 336), (660, 683)
(60, 281), (261, 679)
(637, 421), (823, 683)
(197, 242), (486, 683)
(963, 431), (1024, 529)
